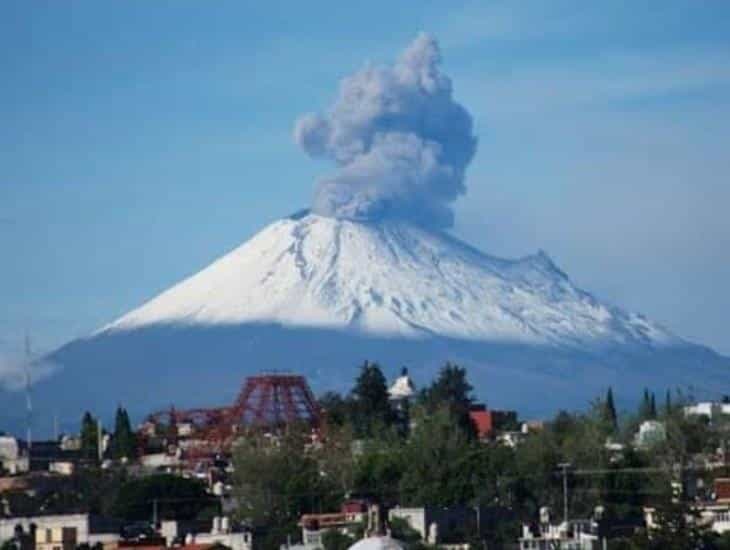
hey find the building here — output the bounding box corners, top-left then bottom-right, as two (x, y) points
(388, 506), (477, 544)
(684, 401), (730, 422)
(519, 507), (601, 550)
(0, 436), (29, 475)
(388, 368), (415, 402)
(27, 442), (83, 474)
(644, 501), (730, 536)
(468, 405), (518, 440)
(519, 520), (600, 550)
(300, 500), (369, 547)
(698, 504), (730, 534)
(634, 420), (667, 449)
(160, 517), (252, 550)
(36, 527), (76, 550)
(347, 536), (404, 550)
(0, 514), (121, 547)
(118, 543), (213, 550)
(715, 478), (730, 503)
(496, 430), (527, 448)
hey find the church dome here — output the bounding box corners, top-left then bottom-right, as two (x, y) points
(388, 367), (415, 400)
(348, 536), (405, 550)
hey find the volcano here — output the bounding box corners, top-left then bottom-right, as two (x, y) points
(2, 211), (728, 433)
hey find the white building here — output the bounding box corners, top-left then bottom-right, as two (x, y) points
(684, 402), (730, 421)
(0, 436), (28, 475)
(161, 517), (252, 550)
(519, 520), (600, 550)
(699, 504), (730, 534)
(388, 506), (475, 544)
(645, 502), (730, 535)
(634, 420), (667, 449)
(388, 368), (415, 402)
(36, 526), (77, 550)
(348, 536), (404, 550)
(0, 514), (120, 546)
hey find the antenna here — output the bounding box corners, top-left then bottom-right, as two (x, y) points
(24, 333), (33, 453)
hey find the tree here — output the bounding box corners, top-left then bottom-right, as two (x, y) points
(399, 406), (477, 506)
(80, 411), (99, 460)
(665, 389), (672, 416)
(420, 362), (475, 438)
(232, 430), (339, 541)
(319, 391), (351, 428)
(321, 529), (356, 550)
(350, 361), (394, 437)
(111, 406), (136, 460)
(649, 393), (657, 419)
(388, 517), (422, 545)
(352, 435), (406, 503)
(643, 496), (713, 549)
(604, 387), (618, 432)
(111, 474), (212, 521)
(639, 388), (651, 420)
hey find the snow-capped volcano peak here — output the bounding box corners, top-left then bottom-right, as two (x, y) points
(6, 211), (724, 434)
(106, 212), (677, 350)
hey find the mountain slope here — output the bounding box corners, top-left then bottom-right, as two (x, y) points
(106, 212), (678, 350)
(2, 212), (727, 434)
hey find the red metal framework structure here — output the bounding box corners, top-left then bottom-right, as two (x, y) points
(142, 373), (321, 458)
(232, 373), (321, 429)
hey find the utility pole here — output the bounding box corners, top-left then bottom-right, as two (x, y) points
(24, 333), (33, 455)
(558, 462), (572, 525)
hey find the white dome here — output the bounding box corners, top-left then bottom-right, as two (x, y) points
(388, 373), (415, 399)
(348, 536), (405, 550)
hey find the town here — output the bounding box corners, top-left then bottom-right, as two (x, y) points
(2, 362), (730, 550)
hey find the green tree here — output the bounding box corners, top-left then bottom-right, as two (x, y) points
(80, 411), (99, 460)
(399, 406), (477, 506)
(111, 406), (136, 460)
(321, 529), (356, 550)
(420, 362), (475, 438)
(604, 387), (618, 432)
(319, 391), (351, 428)
(388, 516), (422, 545)
(111, 474), (212, 521)
(643, 497), (712, 549)
(232, 430), (340, 542)
(649, 393), (657, 419)
(317, 424), (356, 498)
(350, 361), (394, 437)
(639, 388), (651, 420)
(352, 435), (406, 503)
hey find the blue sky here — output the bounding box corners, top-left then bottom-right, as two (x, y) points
(2, 1), (729, 364)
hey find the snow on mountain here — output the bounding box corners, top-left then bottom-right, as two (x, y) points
(105, 211), (678, 351)
(1, 211), (726, 435)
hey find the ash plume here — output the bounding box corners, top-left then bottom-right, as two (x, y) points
(294, 33), (477, 229)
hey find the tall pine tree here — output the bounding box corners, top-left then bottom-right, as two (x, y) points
(420, 362), (475, 438)
(665, 389), (672, 416)
(649, 393), (657, 419)
(112, 406), (136, 460)
(80, 411), (99, 460)
(350, 361), (393, 437)
(639, 388), (652, 420)
(604, 387), (618, 432)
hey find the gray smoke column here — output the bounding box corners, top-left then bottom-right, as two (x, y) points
(293, 33), (477, 228)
